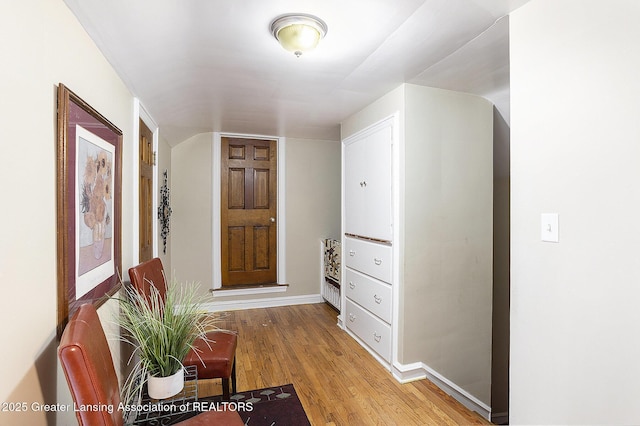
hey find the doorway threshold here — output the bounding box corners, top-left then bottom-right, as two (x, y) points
(210, 283), (289, 297)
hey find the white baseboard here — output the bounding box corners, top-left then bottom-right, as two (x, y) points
(202, 293), (324, 312)
(393, 361), (491, 421)
(392, 361), (427, 383)
(211, 285), (288, 297)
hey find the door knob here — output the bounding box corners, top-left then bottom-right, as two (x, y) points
(270, 217), (276, 223)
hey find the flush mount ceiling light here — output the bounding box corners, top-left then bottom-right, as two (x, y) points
(270, 13), (327, 58)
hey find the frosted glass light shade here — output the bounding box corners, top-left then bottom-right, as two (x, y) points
(271, 14), (327, 57)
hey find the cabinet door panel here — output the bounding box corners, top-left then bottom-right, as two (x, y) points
(344, 138), (366, 237)
(343, 120), (393, 242)
(363, 125), (393, 242)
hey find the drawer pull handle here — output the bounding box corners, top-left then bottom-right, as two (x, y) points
(349, 250), (356, 257)
(349, 281), (355, 290)
(373, 332), (382, 342)
(349, 313), (356, 322)
(374, 258), (382, 265)
(374, 295), (382, 304)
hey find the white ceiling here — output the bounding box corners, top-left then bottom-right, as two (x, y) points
(63, 0), (529, 146)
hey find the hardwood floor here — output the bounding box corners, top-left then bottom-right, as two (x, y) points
(200, 303), (492, 425)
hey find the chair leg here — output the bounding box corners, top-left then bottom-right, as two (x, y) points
(220, 359), (237, 400)
(231, 358), (236, 394)
(222, 377), (230, 400)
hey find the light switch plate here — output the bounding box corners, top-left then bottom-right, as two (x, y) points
(541, 213), (559, 243)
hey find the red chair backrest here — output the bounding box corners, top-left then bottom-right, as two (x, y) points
(128, 257), (168, 304)
(58, 304), (123, 426)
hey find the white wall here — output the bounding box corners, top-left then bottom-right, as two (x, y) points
(403, 85), (493, 405)
(0, 1), (135, 425)
(284, 138), (342, 295)
(170, 133), (214, 288)
(510, 1), (640, 423)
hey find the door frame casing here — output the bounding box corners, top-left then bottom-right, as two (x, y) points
(212, 132), (286, 290)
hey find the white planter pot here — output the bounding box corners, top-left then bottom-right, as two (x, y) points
(147, 368), (184, 399)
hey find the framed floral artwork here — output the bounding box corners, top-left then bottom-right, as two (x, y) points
(56, 84), (122, 338)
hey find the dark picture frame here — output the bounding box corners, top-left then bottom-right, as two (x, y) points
(56, 83), (122, 338)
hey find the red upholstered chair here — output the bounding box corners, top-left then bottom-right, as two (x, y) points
(128, 258), (238, 399)
(58, 303), (243, 426)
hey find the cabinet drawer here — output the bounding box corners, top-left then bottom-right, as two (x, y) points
(345, 300), (391, 362)
(345, 268), (392, 323)
(344, 237), (392, 283)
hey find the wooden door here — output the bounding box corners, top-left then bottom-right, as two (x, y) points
(139, 119), (154, 262)
(221, 137), (277, 286)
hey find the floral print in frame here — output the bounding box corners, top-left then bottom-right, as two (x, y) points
(75, 125), (115, 299)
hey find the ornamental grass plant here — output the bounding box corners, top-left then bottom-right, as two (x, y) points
(113, 277), (218, 405)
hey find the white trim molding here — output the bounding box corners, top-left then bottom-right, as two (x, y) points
(392, 361), (491, 421)
(203, 294), (323, 312)
(212, 133), (222, 288)
(210, 285), (288, 298)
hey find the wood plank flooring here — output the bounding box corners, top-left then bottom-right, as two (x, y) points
(200, 303), (492, 426)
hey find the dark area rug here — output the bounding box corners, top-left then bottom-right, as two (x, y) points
(224, 384), (311, 426)
(133, 383), (310, 426)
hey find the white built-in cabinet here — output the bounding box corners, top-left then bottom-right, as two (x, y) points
(343, 121), (393, 242)
(340, 85), (494, 419)
(340, 84), (494, 420)
(342, 116), (395, 366)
